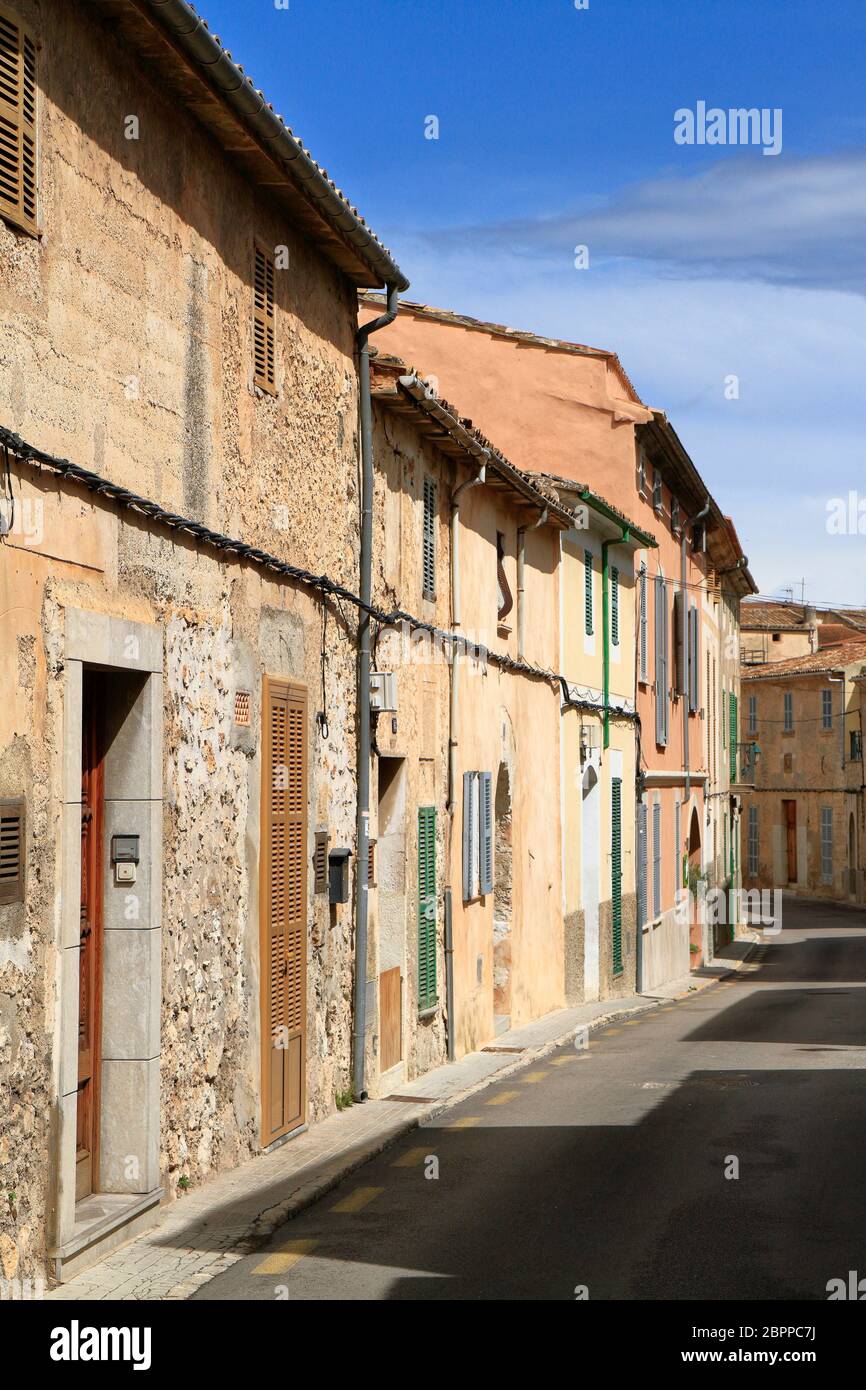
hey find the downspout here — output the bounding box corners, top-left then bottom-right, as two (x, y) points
(682, 497), (710, 796)
(445, 455), (488, 1061)
(352, 284), (399, 1101)
(517, 506), (548, 660)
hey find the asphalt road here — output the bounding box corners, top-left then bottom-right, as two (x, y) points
(195, 897), (866, 1301)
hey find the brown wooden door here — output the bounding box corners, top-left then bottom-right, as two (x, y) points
(783, 799), (797, 882)
(77, 679), (104, 1200)
(260, 678), (307, 1145)
(379, 967), (402, 1073)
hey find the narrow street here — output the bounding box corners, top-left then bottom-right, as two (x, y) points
(195, 898), (866, 1301)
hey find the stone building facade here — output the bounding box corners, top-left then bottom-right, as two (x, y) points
(0, 0), (406, 1283)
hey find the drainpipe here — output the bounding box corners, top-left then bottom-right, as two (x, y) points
(517, 506), (548, 660)
(352, 284), (399, 1102)
(682, 497), (710, 796)
(600, 525), (630, 750)
(444, 455), (487, 1061)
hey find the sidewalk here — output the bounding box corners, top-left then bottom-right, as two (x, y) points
(46, 936), (757, 1301)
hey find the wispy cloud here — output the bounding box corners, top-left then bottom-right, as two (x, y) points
(423, 150), (866, 296)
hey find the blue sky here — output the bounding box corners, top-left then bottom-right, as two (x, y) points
(200, 0), (866, 604)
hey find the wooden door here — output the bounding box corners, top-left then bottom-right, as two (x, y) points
(77, 679), (104, 1200)
(260, 678), (307, 1145)
(783, 800), (797, 882)
(379, 967), (402, 1073)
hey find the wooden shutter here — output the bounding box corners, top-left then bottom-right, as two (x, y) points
(610, 566), (619, 646)
(379, 966), (402, 1071)
(253, 244), (276, 393)
(652, 800), (661, 918)
(688, 605), (700, 712)
(655, 575), (668, 746)
(417, 806), (437, 1011)
(0, 797), (24, 906)
(462, 770), (480, 901)
(422, 476), (436, 600)
(584, 550), (593, 635)
(0, 10), (37, 236)
(260, 678), (307, 1145)
(729, 692), (738, 782)
(313, 828), (329, 894)
(479, 770), (493, 896)
(674, 799), (681, 893)
(673, 590), (686, 696)
(611, 778), (623, 976)
(639, 567), (648, 680)
(637, 801), (648, 927)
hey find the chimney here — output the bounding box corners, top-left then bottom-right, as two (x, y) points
(804, 604), (818, 651)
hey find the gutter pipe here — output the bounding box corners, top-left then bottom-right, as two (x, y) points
(352, 285), (400, 1101)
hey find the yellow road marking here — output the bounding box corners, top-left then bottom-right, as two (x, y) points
(486, 1090), (520, 1106)
(521, 1070), (548, 1083)
(252, 1238), (318, 1276)
(448, 1116), (480, 1129)
(330, 1186), (383, 1213)
(550, 1055), (582, 1065)
(623, 1020), (643, 1026)
(391, 1146), (428, 1168)
(600, 1028), (621, 1036)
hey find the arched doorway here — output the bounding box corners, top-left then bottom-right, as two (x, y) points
(492, 761), (513, 1028)
(688, 805), (703, 967)
(582, 764), (600, 1000)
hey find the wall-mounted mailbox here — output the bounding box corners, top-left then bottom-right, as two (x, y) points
(111, 835), (140, 865)
(328, 847), (352, 905)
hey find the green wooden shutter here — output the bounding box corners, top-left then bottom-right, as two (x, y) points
(422, 476), (436, 600)
(611, 778), (623, 976)
(584, 550), (593, 635)
(729, 693), (738, 781)
(610, 566), (619, 645)
(417, 807), (437, 1011)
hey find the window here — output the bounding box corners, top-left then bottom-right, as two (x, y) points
(253, 244), (276, 392)
(497, 532), (513, 623)
(610, 566), (619, 646)
(671, 497), (681, 534)
(462, 771), (492, 901)
(851, 730), (863, 762)
(692, 522), (706, 554)
(637, 448), (647, 495)
(729, 692), (738, 781)
(820, 807), (833, 885)
(651, 800), (662, 918)
(688, 603), (700, 712)
(313, 829), (329, 895)
(652, 468), (663, 513)
(417, 807), (438, 1010)
(783, 690), (794, 733)
(748, 694), (757, 734)
(821, 688), (833, 731)
(611, 778), (623, 975)
(674, 799), (681, 895)
(772, 632), (781, 643)
(422, 476), (436, 600)
(639, 565), (648, 681)
(637, 801), (648, 927)
(584, 550), (593, 636)
(0, 797), (25, 905)
(747, 805), (758, 876)
(0, 10), (37, 236)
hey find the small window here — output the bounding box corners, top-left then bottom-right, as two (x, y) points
(233, 690), (252, 726)
(772, 632), (781, 643)
(497, 532), (513, 623)
(610, 566), (619, 646)
(584, 550), (593, 636)
(0, 10), (37, 236)
(636, 448), (647, 496)
(0, 798), (25, 906)
(253, 244), (276, 393)
(783, 690), (794, 732)
(851, 730), (863, 762)
(652, 468), (663, 513)
(821, 688), (832, 731)
(313, 829), (329, 895)
(670, 498), (681, 534)
(748, 693), (757, 734)
(422, 476), (436, 600)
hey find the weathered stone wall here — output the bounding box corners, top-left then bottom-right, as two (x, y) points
(0, 0), (362, 1281)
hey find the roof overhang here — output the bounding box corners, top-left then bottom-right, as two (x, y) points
(91, 0), (408, 290)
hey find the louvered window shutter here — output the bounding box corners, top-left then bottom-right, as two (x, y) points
(462, 771), (481, 901)
(479, 771), (493, 896)
(673, 590), (686, 696)
(611, 778), (623, 975)
(674, 798), (681, 895)
(610, 566), (619, 646)
(688, 605), (700, 712)
(422, 476), (436, 599)
(637, 801), (648, 927)
(584, 551), (593, 635)
(639, 566), (648, 681)
(652, 800), (661, 918)
(655, 576), (667, 746)
(729, 693), (738, 781)
(253, 245), (276, 392)
(0, 798), (24, 905)
(417, 807), (438, 1010)
(0, 12), (36, 236)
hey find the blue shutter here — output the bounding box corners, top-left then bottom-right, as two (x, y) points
(480, 771), (493, 896)
(652, 800), (661, 918)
